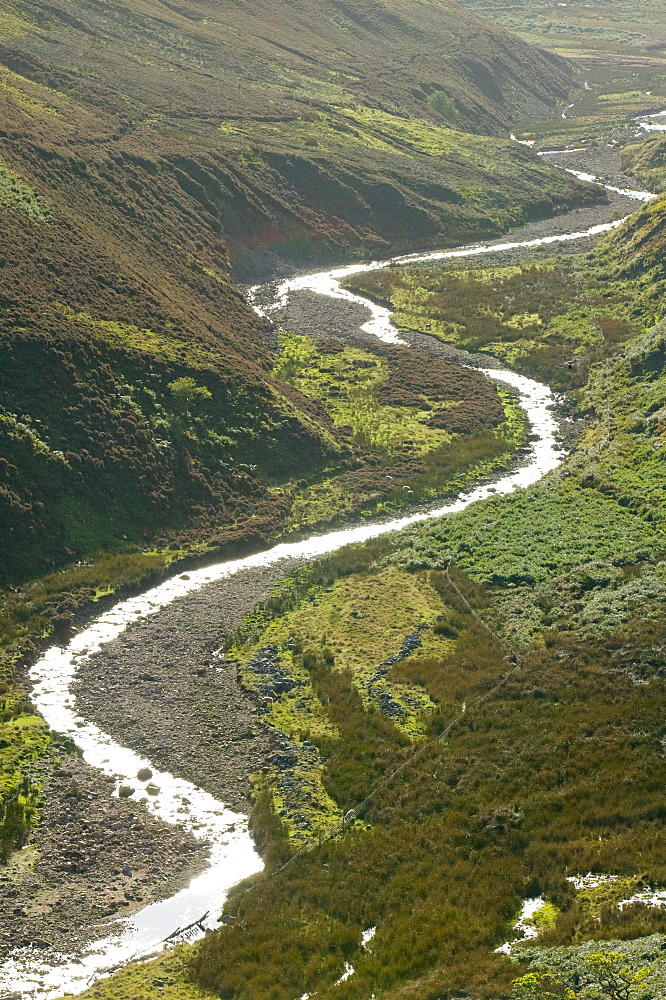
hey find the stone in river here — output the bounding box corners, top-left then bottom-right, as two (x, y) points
(146, 783), (160, 795)
(118, 785), (135, 798)
(137, 767), (153, 781)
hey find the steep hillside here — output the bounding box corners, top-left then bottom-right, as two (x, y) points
(594, 188), (666, 317)
(0, 0), (599, 278)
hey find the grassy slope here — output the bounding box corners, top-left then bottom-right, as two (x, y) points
(0, 0), (596, 589)
(623, 135), (666, 192)
(0, 0), (600, 589)
(183, 200), (666, 999)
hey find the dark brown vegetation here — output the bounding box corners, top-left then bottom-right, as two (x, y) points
(376, 346), (506, 432)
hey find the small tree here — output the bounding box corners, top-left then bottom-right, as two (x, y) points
(167, 376), (212, 415)
(428, 91), (459, 120)
(512, 952), (653, 1000)
(583, 953), (651, 1000)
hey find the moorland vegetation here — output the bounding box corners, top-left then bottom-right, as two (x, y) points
(183, 197), (666, 999)
(3, 0), (666, 996)
(343, 192), (666, 392)
(455, 0), (666, 150)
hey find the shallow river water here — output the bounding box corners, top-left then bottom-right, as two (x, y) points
(0, 145), (656, 999)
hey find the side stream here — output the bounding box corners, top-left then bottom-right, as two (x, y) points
(0, 147), (655, 1000)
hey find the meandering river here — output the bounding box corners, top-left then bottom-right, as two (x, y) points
(0, 145), (655, 1000)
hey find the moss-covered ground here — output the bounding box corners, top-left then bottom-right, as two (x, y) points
(272, 333), (527, 531)
(0, 690), (48, 861)
(0, 157), (50, 220)
(342, 219), (666, 393)
(228, 566), (456, 843)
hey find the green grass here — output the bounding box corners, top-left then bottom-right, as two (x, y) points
(0, 159), (50, 221)
(343, 256), (647, 392)
(55, 944), (217, 1000)
(623, 135), (666, 193)
(273, 333), (454, 455)
(271, 333), (528, 532)
(227, 565), (456, 843)
(0, 689), (48, 861)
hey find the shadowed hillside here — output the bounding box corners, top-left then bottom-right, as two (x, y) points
(0, 0), (600, 276)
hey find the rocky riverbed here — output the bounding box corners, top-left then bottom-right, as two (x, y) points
(0, 561), (306, 971)
(0, 745), (206, 966)
(73, 561), (310, 811)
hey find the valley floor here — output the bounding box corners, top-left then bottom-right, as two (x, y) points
(4, 138), (666, 999)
